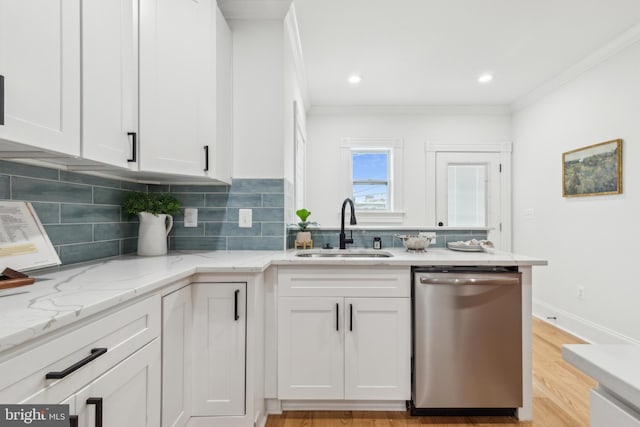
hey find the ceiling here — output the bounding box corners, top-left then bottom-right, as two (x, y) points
(292, 0), (640, 107)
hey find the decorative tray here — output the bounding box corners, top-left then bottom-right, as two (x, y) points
(447, 240), (488, 252)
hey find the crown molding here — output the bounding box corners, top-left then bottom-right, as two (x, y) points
(309, 105), (511, 116)
(217, 0), (293, 20)
(512, 22), (640, 112)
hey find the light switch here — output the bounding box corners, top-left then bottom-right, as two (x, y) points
(239, 209), (252, 228)
(184, 208), (198, 227)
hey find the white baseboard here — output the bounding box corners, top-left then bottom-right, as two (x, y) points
(266, 399), (282, 415)
(533, 299), (639, 344)
(280, 400), (407, 411)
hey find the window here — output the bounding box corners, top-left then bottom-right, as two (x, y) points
(341, 138), (404, 224)
(351, 150), (391, 211)
(447, 164), (486, 227)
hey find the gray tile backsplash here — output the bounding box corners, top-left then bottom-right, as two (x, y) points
(1, 161), (287, 266)
(158, 179), (286, 251)
(1, 160), (142, 266)
(287, 228), (488, 250)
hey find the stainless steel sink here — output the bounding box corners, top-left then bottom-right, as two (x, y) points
(295, 249), (393, 258)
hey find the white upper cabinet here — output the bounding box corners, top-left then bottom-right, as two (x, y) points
(140, 0), (215, 177)
(81, 0), (138, 169)
(0, 0), (80, 156)
(211, 5), (233, 184)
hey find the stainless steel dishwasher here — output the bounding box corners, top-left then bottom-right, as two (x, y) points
(411, 266), (522, 415)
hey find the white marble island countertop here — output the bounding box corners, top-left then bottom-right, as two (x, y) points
(563, 344), (640, 410)
(0, 248), (546, 354)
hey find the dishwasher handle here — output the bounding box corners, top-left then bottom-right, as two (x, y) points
(419, 276), (520, 286)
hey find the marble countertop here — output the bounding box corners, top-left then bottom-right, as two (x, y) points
(271, 247), (548, 266)
(0, 248), (546, 354)
(563, 344), (640, 409)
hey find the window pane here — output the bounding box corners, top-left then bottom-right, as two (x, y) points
(447, 165), (486, 227)
(352, 152), (388, 181)
(352, 151), (389, 210)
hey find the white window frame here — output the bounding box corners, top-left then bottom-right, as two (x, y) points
(341, 138), (404, 224)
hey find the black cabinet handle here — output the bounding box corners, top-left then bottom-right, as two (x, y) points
(204, 145), (209, 171)
(86, 398), (103, 427)
(46, 348), (107, 380)
(0, 75), (4, 126)
(336, 303), (339, 331)
(349, 303), (353, 331)
(127, 132), (137, 162)
(234, 289), (240, 321)
(69, 415), (78, 427)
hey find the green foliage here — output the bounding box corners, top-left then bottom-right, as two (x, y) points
(564, 149), (619, 196)
(295, 208), (314, 231)
(122, 192), (182, 215)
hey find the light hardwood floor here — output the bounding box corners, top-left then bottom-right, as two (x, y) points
(265, 317), (596, 427)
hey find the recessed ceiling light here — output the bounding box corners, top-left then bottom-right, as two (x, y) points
(348, 74), (362, 84)
(478, 74), (493, 83)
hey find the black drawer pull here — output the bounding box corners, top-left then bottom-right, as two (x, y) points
(234, 289), (240, 321)
(46, 348), (108, 380)
(86, 397), (103, 427)
(336, 303), (339, 331)
(0, 75), (4, 126)
(204, 145), (209, 171)
(349, 303), (353, 331)
(70, 415), (78, 427)
(127, 132), (137, 162)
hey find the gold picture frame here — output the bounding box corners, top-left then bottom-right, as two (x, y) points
(562, 139), (622, 197)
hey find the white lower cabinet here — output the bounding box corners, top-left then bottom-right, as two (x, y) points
(591, 388), (640, 427)
(72, 339), (161, 427)
(0, 295), (161, 427)
(192, 283), (246, 416)
(278, 297), (344, 399)
(276, 267), (411, 402)
(162, 285), (193, 427)
(161, 282), (247, 426)
(344, 298), (411, 400)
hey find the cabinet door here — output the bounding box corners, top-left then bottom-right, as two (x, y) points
(277, 297), (344, 400)
(192, 283), (246, 416)
(210, 4), (233, 183)
(139, 0), (213, 176)
(162, 286), (192, 427)
(0, 0), (80, 155)
(74, 339), (161, 427)
(344, 298), (410, 400)
(81, 0), (138, 168)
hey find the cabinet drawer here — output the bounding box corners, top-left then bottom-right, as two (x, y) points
(278, 266), (410, 297)
(0, 294), (160, 404)
(591, 388), (640, 427)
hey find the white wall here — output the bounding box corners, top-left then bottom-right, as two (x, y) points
(231, 20), (284, 178)
(512, 40), (640, 343)
(306, 110), (511, 227)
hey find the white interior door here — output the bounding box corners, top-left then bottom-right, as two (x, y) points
(436, 152), (505, 248)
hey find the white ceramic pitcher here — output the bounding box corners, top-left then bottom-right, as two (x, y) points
(137, 212), (173, 256)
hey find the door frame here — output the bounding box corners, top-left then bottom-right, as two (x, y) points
(425, 141), (512, 251)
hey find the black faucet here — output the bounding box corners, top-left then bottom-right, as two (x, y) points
(339, 198), (357, 249)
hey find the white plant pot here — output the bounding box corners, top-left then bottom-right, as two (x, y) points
(137, 212), (173, 256)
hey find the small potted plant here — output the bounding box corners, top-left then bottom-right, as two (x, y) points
(295, 208), (315, 245)
(123, 192), (181, 256)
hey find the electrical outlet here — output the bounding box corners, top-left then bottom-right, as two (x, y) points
(184, 208), (198, 227)
(239, 209), (252, 228)
(577, 286), (585, 300)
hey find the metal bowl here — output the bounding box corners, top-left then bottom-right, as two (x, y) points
(395, 234), (431, 252)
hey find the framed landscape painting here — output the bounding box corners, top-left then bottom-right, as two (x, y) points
(562, 139), (622, 197)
